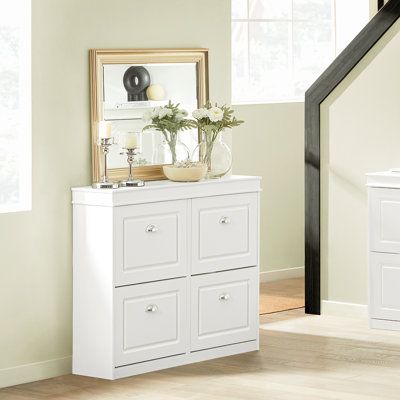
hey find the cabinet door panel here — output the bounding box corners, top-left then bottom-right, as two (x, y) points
(191, 194), (258, 274)
(115, 200), (187, 285)
(115, 278), (187, 366)
(370, 188), (400, 254)
(370, 252), (400, 321)
(190, 267), (258, 351)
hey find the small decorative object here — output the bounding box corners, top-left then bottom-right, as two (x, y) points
(119, 132), (145, 187)
(143, 101), (196, 164)
(123, 66), (151, 102)
(163, 161), (207, 182)
(192, 102), (243, 179)
(146, 84), (165, 101)
(92, 121), (119, 189)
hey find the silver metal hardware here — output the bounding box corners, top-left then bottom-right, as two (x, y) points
(219, 216), (231, 225)
(146, 224), (158, 233)
(219, 293), (230, 301)
(145, 304), (158, 313)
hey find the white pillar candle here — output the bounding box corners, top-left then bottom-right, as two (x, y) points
(124, 133), (138, 149)
(98, 121), (112, 139)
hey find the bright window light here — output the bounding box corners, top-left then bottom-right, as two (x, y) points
(0, 0), (31, 213)
(232, 0), (369, 104)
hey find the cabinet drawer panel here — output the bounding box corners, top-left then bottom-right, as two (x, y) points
(370, 188), (400, 253)
(370, 253), (400, 321)
(115, 278), (188, 366)
(190, 268), (258, 351)
(191, 194), (258, 274)
(115, 201), (187, 285)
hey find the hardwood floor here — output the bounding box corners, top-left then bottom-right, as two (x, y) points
(2, 308), (400, 400)
(260, 277), (304, 314)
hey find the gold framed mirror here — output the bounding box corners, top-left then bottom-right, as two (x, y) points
(89, 48), (209, 182)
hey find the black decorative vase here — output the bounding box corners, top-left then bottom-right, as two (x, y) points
(123, 66), (151, 101)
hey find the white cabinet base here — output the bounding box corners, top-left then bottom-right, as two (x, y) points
(114, 340), (258, 380)
(370, 318), (400, 331)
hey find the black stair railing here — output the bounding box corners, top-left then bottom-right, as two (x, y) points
(304, 0), (400, 314)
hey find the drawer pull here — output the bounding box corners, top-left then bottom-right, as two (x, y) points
(219, 293), (230, 301)
(145, 304), (158, 313)
(145, 224), (158, 233)
(219, 216), (231, 225)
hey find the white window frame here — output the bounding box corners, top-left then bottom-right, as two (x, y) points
(0, 0), (32, 213)
(231, 0), (368, 105)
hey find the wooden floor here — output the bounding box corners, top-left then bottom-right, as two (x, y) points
(260, 277), (304, 314)
(3, 309), (400, 399)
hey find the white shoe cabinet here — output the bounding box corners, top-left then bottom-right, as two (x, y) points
(72, 176), (261, 379)
(368, 171), (400, 330)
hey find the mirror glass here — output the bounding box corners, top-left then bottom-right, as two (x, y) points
(102, 63), (199, 169)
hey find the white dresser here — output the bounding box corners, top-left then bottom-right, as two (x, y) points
(367, 171), (400, 330)
(72, 175), (261, 379)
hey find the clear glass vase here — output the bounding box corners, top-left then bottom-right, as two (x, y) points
(153, 134), (189, 165)
(194, 132), (232, 179)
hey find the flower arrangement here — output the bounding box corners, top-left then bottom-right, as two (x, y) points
(143, 101), (196, 164)
(192, 102), (243, 177)
(192, 102), (244, 141)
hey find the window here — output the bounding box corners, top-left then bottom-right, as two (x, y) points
(0, 0), (31, 212)
(232, 0), (369, 104)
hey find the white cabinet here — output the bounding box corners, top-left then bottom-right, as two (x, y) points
(72, 176), (261, 379)
(367, 171), (400, 330)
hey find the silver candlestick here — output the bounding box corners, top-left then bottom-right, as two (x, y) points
(119, 147), (145, 187)
(92, 137), (119, 189)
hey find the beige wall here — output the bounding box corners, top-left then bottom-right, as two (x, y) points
(321, 19), (400, 306)
(0, 0), (305, 384)
(233, 103), (304, 271)
(0, 0), (231, 377)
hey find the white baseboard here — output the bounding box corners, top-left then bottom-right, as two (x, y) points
(321, 300), (368, 318)
(0, 356), (71, 389)
(260, 266), (304, 283)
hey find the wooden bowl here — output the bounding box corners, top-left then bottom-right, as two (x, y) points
(163, 164), (207, 182)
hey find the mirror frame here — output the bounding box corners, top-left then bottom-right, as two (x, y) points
(89, 48), (209, 182)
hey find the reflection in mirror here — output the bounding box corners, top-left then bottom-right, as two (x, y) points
(103, 63), (199, 169)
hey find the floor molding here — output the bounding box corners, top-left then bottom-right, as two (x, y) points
(0, 356), (71, 389)
(260, 266), (304, 283)
(321, 300), (368, 318)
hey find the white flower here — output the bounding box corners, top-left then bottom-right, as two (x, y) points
(192, 108), (208, 119)
(176, 109), (188, 121)
(158, 108), (173, 118)
(207, 107), (223, 122)
(151, 107), (162, 119)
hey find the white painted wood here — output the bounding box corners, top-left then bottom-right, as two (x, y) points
(72, 175), (260, 379)
(191, 193), (257, 274)
(259, 266), (304, 282)
(114, 278), (188, 366)
(114, 340), (258, 379)
(114, 200), (187, 285)
(368, 172), (400, 331)
(369, 187), (400, 254)
(321, 300), (368, 318)
(190, 267), (258, 351)
(72, 175), (262, 207)
(73, 204), (114, 379)
(369, 252), (400, 321)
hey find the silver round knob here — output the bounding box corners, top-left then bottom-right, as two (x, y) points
(145, 304), (158, 313)
(219, 293), (230, 301)
(146, 224), (158, 233)
(219, 216), (231, 225)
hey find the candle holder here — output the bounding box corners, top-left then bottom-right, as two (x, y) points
(119, 147), (145, 187)
(92, 137), (119, 189)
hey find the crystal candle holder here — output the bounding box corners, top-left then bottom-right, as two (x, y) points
(92, 137), (119, 189)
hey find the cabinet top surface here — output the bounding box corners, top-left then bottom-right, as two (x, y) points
(72, 175), (261, 206)
(366, 170), (400, 189)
